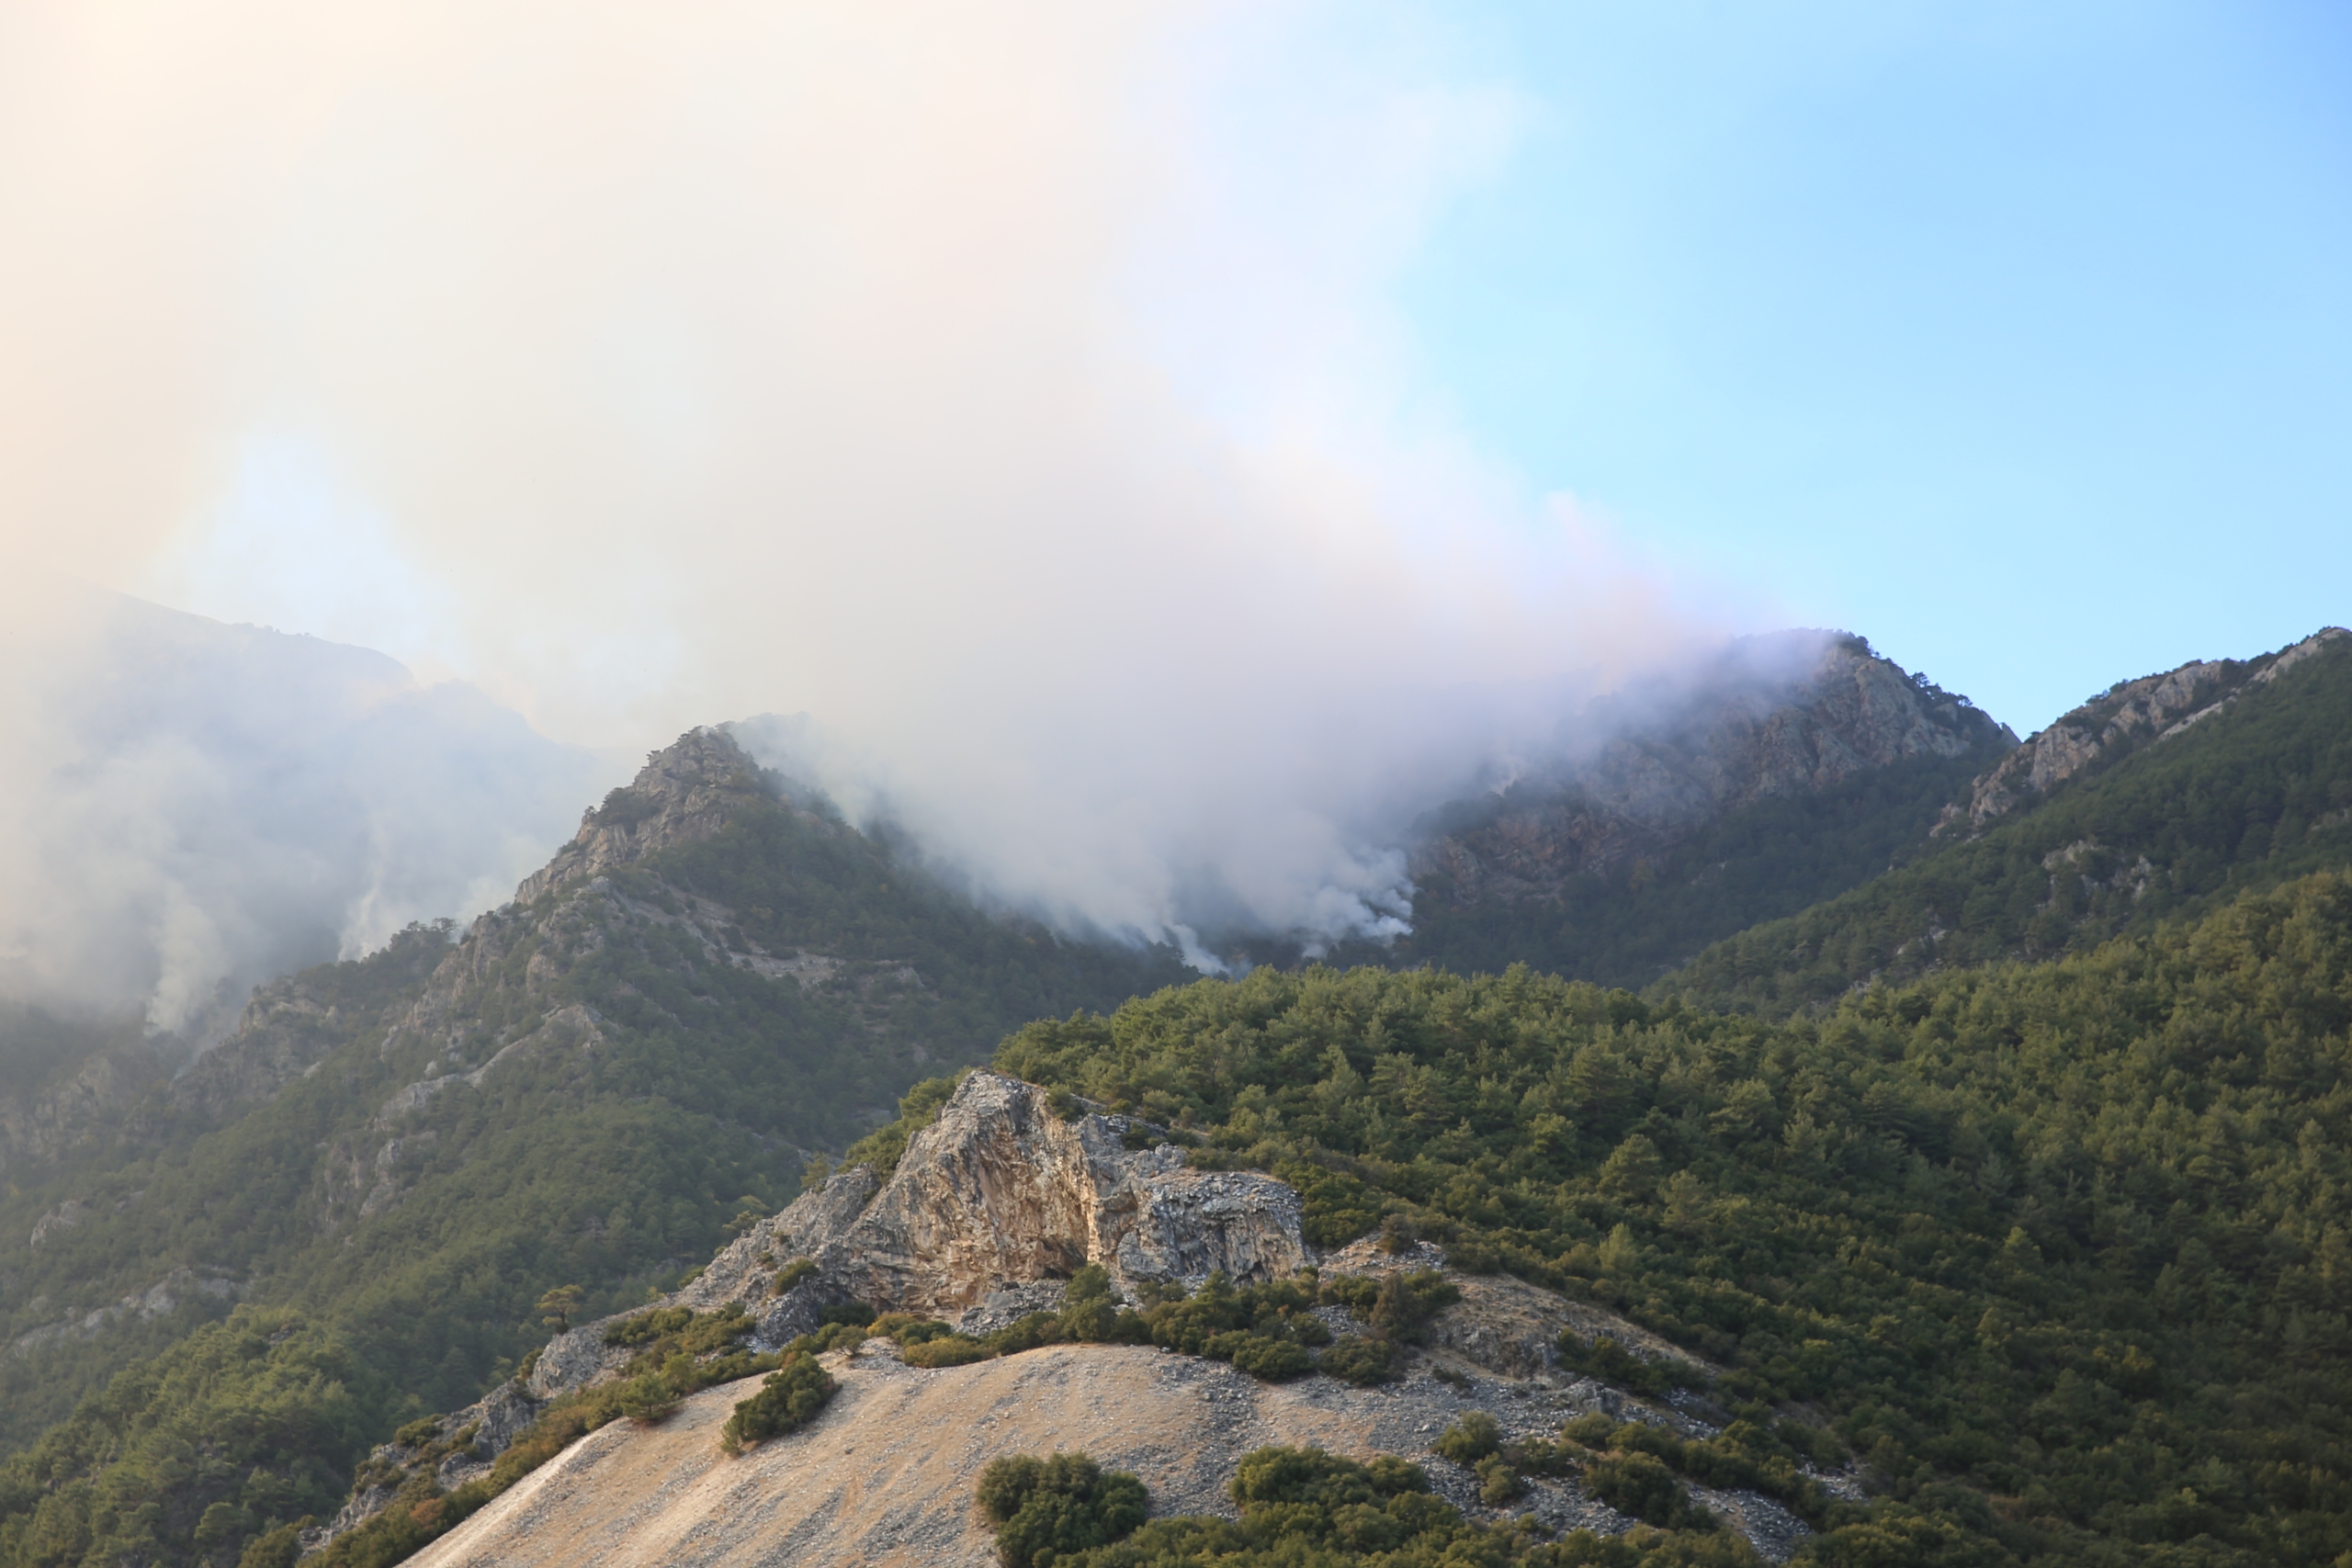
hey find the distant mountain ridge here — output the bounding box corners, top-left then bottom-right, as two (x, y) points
(1413, 631), (2013, 906)
(1657, 626), (2352, 1014)
(1345, 633), (2015, 986)
(1941, 625), (2346, 831)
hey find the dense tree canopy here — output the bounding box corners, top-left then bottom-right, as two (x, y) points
(989, 872), (2352, 1565)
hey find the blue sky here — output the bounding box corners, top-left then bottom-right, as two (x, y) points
(1380, 0), (2350, 732)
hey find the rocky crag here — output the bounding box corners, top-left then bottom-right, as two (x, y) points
(313, 1072), (1848, 1564)
(1939, 626), (2348, 832)
(1413, 631), (2012, 907)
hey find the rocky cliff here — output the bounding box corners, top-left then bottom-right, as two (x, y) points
(0, 1032), (178, 1180)
(517, 1071), (1311, 1396)
(1940, 626), (2348, 832)
(1413, 631), (2012, 906)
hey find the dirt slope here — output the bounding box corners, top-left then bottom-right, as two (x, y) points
(408, 1337), (1769, 1568)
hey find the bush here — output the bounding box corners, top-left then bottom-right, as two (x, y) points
(1476, 1454), (1526, 1505)
(1434, 1412), (1502, 1467)
(236, 1519), (311, 1568)
(1369, 1269), (1459, 1344)
(1586, 1450), (1713, 1531)
(871, 1313), (957, 1344)
(605, 1306), (695, 1348)
(901, 1335), (995, 1369)
(976, 1451), (1148, 1568)
(1556, 1333), (1711, 1398)
(1232, 1445), (1430, 1508)
(773, 1258), (820, 1295)
(1213, 1332), (1315, 1382)
(1317, 1336), (1394, 1386)
(719, 1352), (837, 1455)
(616, 1363), (684, 1425)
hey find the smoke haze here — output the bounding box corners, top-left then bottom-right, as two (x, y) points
(0, 577), (606, 1035)
(0, 3), (1770, 999)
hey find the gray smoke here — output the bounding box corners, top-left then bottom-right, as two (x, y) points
(0, 579), (609, 1039)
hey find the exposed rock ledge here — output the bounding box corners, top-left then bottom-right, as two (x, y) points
(527, 1071), (1311, 1397)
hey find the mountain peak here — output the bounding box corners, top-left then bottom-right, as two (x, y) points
(514, 728), (774, 904)
(1410, 632), (2012, 907)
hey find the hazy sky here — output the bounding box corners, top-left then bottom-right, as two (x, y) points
(2, 0), (2344, 962)
(1394, 1), (2351, 725)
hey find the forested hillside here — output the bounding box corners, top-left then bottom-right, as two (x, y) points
(1657, 631), (2352, 1015)
(989, 871), (2352, 1565)
(0, 733), (1183, 1566)
(5, 633), (2351, 1568)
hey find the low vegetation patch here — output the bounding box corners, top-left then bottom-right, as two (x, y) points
(865, 1261), (1454, 1387)
(977, 1451), (1149, 1568)
(718, 1352), (837, 1455)
(982, 1443), (1761, 1566)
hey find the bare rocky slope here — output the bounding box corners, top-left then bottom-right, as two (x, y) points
(315, 1072), (1851, 1565)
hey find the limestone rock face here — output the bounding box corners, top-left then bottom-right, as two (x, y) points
(515, 1072), (1312, 1405)
(168, 975), (352, 1122)
(0, 1039), (178, 1179)
(1944, 626), (2348, 831)
(692, 1072), (1311, 1323)
(1417, 632), (2013, 905)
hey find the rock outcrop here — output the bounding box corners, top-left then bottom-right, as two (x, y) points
(521, 1070), (1312, 1394)
(748, 1072), (1310, 1317)
(514, 728), (778, 904)
(0, 1035), (179, 1179)
(1417, 632), (2013, 905)
(169, 972), (367, 1122)
(1940, 626), (2347, 832)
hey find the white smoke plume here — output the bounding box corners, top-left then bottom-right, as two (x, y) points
(0, 3), (1769, 986)
(0, 576), (605, 1037)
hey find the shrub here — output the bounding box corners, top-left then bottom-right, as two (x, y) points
(719, 1353), (837, 1454)
(235, 1519), (310, 1568)
(871, 1313), (957, 1344)
(1232, 1445), (1427, 1508)
(773, 1258), (820, 1295)
(616, 1363), (683, 1425)
(1585, 1450), (1713, 1531)
(1317, 1336), (1394, 1386)
(1556, 1333), (1711, 1397)
(976, 1452), (1148, 1568)
(393, 1417), (443, 1449)
(1476, 1454), (1526, 1505)
(901, 1335), (994, 1369)
(605, 1306), (694, 1348)
(1434, 1412), (1502, 1467)
(1369, 1269), (1458, 1345)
